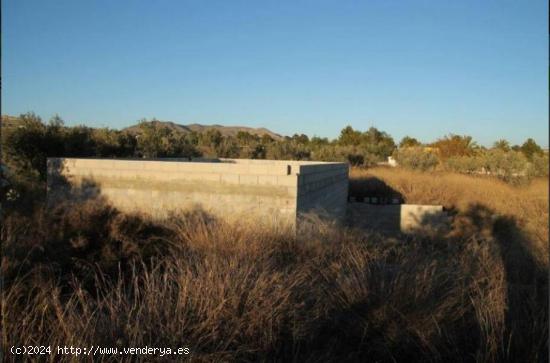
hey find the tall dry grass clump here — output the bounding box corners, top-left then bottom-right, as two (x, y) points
(2, 168), (548, 362)
(350, 167), (549, 361)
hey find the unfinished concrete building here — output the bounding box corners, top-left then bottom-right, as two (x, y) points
(47, 158), (349, 227)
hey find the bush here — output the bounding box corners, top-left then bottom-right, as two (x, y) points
(482, 149), (530, 183)
(445, 155), (484, 174)
(311, 145), (378, 167)
(136, 121), (202, 158)
(338, 126), (396, 160)
(520, 138), (543, 161)
(310, 144), (345, 162)
(432, 134), (477, 159)
(3, 113), (55, 180)
(215, 138), (240, 158)
(443, 150), (540, 185)
(265, 141), (311, 160)
(530, 153), (549, 177)
(395, 147), (439, 171)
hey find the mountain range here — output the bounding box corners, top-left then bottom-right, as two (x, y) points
(1, 115), (284, 140)
(123, 120), (284, 140)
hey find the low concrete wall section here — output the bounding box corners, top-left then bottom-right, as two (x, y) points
(348, 203), (449, 233)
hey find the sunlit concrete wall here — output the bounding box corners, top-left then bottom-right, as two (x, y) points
(47, 158), (349, 227)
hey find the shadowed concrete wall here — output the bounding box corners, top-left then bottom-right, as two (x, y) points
(47, 158), (349, 227)
(297, 163), (349, 222)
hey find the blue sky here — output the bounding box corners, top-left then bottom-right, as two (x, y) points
(3, 0), (548, 146)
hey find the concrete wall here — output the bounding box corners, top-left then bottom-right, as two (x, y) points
(347, 203), (449, 233)
(47, 158), (349, 227)
(296, 163), (349, 222)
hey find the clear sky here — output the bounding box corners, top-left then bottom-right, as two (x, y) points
(2, 0), (548, 147)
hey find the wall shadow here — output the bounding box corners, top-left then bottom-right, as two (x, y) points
(347, 204), (402, 233)
(347, 175), (405, 234)
(348, 175), (404, 204)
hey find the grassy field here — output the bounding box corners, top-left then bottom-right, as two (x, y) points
(2, 168), (548, 362)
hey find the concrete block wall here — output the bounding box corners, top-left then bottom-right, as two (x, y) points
(47, 158), (349, 227)
(296, 163), (349, 222)
(347, 203), (449, 233)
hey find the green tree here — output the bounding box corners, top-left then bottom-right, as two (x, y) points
(361, 127), (396, 160)
(45, 115), (67, 157)
(337, 126), (396, 160)
(4, 113), (47, 179)
(236, 131), (257, 145)
(482, 149), (530, 183)
(187, 131), (200, 145)
(170, 133), (202, 159)
(200, 129), (223, 149)
(215, 137), (240, 158)
(493, 139), (511, 152)
(64, 126), (97, 156)
(260, 134), (274, 144)
(338, 126), (362, 146)
(291, 133), (309, 144)
(520, 138), (543, 161)
(115, 132), (138, 157)
(4, 113), (66, 180)
(266, 141), (310, 160)
(445, 155), (483, 174)
(432, 134), (477, 159)
(399, 136), (421, 148)
(395, 147), (439, 171)
(136, 119), (172, 158)
(246, 144), (266, 159)
(92, 128), (120, 157)
(48, 114), (65, 129)
(310, 136), (330, 146)
(530, 153), (549, 177)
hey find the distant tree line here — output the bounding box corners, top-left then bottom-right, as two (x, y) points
(394, 134), (548, 183)
(2, 112), (547, 190)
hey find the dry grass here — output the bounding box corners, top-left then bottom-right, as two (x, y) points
(1, 168), (548, 362)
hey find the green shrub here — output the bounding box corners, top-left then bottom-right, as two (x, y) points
(311, 145), (378, 167)
(529, 153), (549, 177)
(445, 155), (484, 174)
(395, 147), (439, 171)
(265, 141), (311, 160)
(215, 138), (240, 158)
(482, 149), (530, 183)
(443, 150), (539, 185)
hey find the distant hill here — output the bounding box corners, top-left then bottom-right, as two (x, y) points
(124, 120), (284, 140)
(1, 115), (285, 140)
